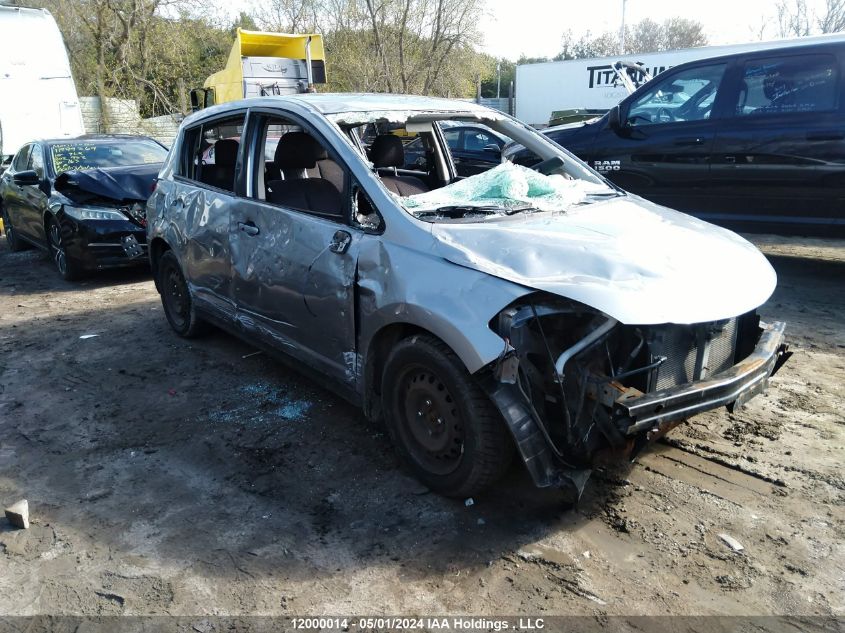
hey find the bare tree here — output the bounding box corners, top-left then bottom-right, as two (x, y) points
(776, 0), (811, 37)
(254, 0), (485, 95)
(775, 0), (845, 37)
(251, 0), (319, 33)
(30, 0), (231, 117)
(816, 0), (845, 32)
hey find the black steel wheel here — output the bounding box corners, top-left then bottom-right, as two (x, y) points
(157, 250), (207, 337)
(398, 365), (465, 476)
(382, 334), (513, 497)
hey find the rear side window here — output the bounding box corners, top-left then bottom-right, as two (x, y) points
(178, 114), (245, 193)
(737, 54), (838, 116)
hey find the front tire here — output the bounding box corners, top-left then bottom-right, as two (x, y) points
(46, 217), (82, 280)
(157, 250), (208, 337)
(381, 334), (513, 498)
(2, 202), (27, 252)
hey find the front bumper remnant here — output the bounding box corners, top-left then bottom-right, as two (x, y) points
(486, 319), (789, 497)
(617, 321), (790, 435)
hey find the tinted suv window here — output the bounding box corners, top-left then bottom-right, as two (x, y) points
(465, 130), (496, 152)
(179, 114), (245, 193)
(443, 129), (461, 149)
(737, 54), (838, 116)
(628, 63), (727, 126)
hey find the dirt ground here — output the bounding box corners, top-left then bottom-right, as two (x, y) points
(0, 233), (842, 619)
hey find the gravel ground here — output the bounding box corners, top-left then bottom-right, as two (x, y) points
(0, 234), (842, 618)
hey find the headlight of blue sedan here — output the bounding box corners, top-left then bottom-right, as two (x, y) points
(63, 206), (128, 221)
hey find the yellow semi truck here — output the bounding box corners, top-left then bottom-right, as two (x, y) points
(190, 29), (326, 111)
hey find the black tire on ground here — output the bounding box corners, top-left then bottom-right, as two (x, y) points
(157, 250), (208, 338)
(381, 334), (513, 498)
(2, 201), (28, 252)
(46, 217), (83, 281)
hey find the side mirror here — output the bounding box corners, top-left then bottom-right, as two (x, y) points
(13, 169), (39, 186)
(482, 144), (501, 153)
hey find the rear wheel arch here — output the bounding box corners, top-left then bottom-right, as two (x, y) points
(149, 237), (173, 292)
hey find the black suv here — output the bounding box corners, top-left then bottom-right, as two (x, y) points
(506, 40), (845, 236)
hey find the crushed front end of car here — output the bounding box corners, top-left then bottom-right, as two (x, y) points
(52, 163), (160, 268)
(484, 294), (790, 496)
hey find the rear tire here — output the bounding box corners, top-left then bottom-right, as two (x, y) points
(381, 334), (513, 498)
(157, 250), (208, 337)
(2, 202), (27, 252)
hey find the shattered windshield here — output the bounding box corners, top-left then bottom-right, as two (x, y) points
(51, 140), (168, 174)
(401, 162), (612, 220)
(340, 109), (616, 222)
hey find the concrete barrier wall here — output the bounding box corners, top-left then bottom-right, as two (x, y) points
(79, 97), (181, 147)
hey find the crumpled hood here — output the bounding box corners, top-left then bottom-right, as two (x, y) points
(54, 163), (161, 205)
(430, 196), (777, 325)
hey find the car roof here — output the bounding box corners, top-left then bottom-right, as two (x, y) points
(35, 134), (160, 145)
(183, 93), (497, 128)
(261, 93), (491, 115)
(664, 39), (842, 71)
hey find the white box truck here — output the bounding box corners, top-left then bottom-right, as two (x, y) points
(0, 6), (84, 168)
(515, 33), (845, 126)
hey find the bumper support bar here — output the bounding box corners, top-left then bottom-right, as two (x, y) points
(619, 321), (789, 435)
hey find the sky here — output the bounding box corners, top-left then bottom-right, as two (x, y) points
(223, 0), (836, 62)
(478, 0), (832, 60)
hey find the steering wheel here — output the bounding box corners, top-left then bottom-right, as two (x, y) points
(656, 107), (676, 123)
(627, 112), (653, 126)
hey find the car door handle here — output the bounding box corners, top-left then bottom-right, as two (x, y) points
(674, 137), (704, 146)
(329, 230), (351, 254)
(238, 221), (260, 236)
(806, 131), (844, 141)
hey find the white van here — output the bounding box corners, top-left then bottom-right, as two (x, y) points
(0, 6), (84, 168)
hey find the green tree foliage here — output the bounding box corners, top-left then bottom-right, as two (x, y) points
(254, 0), (486, 96)
(22, 0), (232, 117)
(555, 18), (708, 61)
(8, 0), (712, 116)
(475, 55), (514, 98)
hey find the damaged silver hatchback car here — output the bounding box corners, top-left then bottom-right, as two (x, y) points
(147, 94), (790, 498)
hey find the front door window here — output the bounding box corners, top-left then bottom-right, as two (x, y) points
(627, 63), (727, 126)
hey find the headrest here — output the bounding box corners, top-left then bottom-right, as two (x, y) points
(369, 134), (404, 168)
(214, 139), (239, 167)
(275, 132), (328, 169)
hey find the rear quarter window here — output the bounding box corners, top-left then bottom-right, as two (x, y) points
(737, 54), (839, 116)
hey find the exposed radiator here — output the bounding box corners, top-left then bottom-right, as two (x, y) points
(649, 318), (739, 391)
